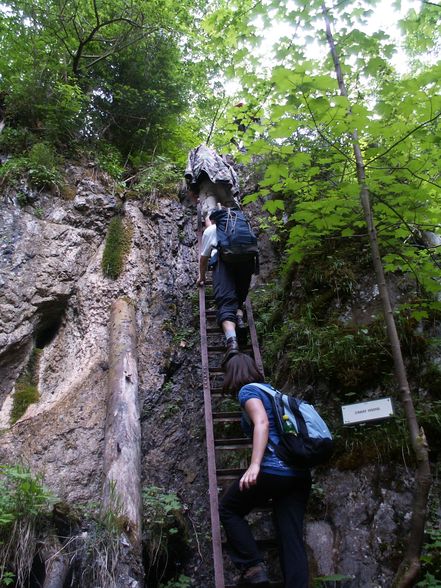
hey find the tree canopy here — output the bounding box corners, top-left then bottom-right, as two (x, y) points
(205, 0), (441, 317)
(0, 0), (220, 163)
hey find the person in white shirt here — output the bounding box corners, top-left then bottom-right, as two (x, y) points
(197, 213), (253, 365)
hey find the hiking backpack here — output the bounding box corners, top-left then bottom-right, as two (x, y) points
(210, 208), (259, 270)
(251, 383), (334, 468)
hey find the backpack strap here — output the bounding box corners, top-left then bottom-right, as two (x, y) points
(249, 383), (287, 447)
(287, 398), (308, 437)
(252, 383), (307, 438)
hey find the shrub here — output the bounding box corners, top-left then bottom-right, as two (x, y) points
(0, 157), (28, 191)
(160, 575), (191, 588)
(43, 82), (86, 146)
(0, 127), (34, 154)
(74, 487), (128, 588)
(417, 478), (441, 587)
(26, 143), (62, 189)
(132, 156), (181, 199)
(253, 295), (392, 391)
(0, 465), (55, 586)
(0, 143), (62, 193)
(95, 144), (125, 180)
(142, 486), (189, 587)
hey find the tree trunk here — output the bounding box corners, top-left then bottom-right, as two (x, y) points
(103, 298), (143, 582)
(41, 536), (70, 588)
(321, 4), (432, 586)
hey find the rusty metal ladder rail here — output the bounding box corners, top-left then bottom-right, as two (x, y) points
(245, 297), (264, 379)
(197, 213), (225, 588)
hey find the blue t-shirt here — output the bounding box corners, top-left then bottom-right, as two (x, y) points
(239, 383), (307, 477)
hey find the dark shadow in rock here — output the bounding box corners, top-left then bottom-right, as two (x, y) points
(34, 296), (69, 349)
(0, 339), (32, 398)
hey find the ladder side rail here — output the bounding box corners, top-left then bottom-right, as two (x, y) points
(245, 297), (265, 379)
(197, 210), (225, 588)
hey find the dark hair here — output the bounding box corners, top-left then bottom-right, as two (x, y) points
(222, 353), (264, 395)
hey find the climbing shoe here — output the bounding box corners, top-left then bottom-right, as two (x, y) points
(236, 314), (248, 345)
(222, 336), (239, 367)
(235, 563), (269, 585)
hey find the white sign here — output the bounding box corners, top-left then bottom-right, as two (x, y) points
(341, 397), (394, 425)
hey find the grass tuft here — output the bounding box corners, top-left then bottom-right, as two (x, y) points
(0, 465), (55, 586)
(10, 349), (41, 424)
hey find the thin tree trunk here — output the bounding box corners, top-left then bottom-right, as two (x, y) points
(321, 4), (432, 586)
(103, 298), (143, 581)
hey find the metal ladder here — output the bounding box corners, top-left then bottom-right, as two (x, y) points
(197, 218), (283, 588)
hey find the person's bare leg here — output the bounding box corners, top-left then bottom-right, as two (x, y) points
(200, 192), (217, 227)
(222, 320), (236, 339)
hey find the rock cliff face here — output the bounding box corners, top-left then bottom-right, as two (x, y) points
(0, 166), (415, 587)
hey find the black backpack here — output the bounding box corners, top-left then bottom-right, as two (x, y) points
(210, 208), (259, 271)
(251, 383), (334, 468)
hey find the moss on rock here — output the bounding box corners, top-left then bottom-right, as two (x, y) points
(102, 216), (132, 279)
(11, 349), (41, 424)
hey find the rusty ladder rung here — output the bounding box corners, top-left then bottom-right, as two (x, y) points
(208, 345), (252, 353)
(216, 467), (245, 477)
(225, 583), (283, 588)
(215, 437), (252, 449)
(212, 411), (241, 421)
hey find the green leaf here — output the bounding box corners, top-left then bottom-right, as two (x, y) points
(263, 199), (285, 214)
(268, 118), (301, 139)
(242, 193), (259, 205)
(341, 227), (355, 237)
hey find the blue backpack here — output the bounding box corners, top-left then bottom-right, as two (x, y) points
(209, 208), (259, 272)
(251, 383), (334, 468)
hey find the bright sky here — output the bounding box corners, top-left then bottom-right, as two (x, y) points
(267, 0), (421, 70)
(225, 0), (422, 95)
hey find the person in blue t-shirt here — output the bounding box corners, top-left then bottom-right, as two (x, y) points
(219, 353), (311, 587)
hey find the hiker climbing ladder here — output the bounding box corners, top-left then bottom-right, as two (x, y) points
(196, 215), (283, 588)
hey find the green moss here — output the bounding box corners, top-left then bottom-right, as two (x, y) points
(10, 383), (39, 424)
(102, 216), (132, 279)
(252, 263), (434, 394)
(10, 349), (41, 424)
(253, 296), (392, 392)
(332, 417), (412, 470)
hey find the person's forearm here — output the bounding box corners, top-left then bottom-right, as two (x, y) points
(250, 422), (269, 466)
(199, 256), (209, 280)
(240, 400), (269, 490)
